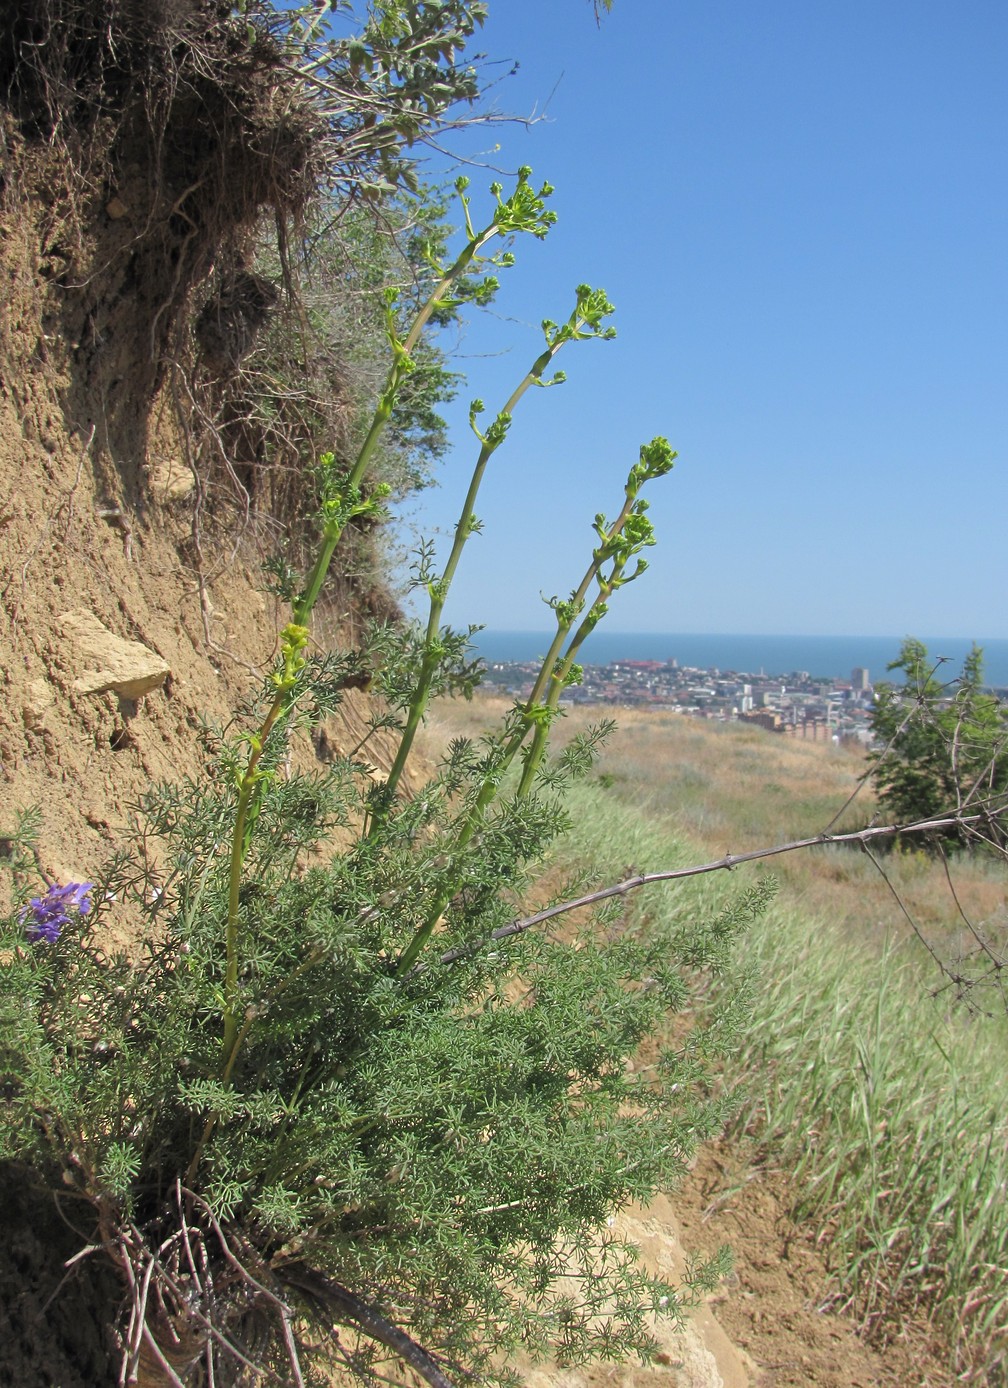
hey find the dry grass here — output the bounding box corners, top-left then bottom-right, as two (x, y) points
(426, 694), (1008, 966)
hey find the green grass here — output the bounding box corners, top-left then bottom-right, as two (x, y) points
(427, 697), (1008, 1381)
(728, 911), (1008, 1381)
(558, 766), (1008, 1382)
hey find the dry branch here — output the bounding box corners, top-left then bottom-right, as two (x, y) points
(422, 802), (1008, 978)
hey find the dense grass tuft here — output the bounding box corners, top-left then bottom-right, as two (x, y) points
(729, 916), (1008, 1381)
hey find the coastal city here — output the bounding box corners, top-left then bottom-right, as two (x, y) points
(478, 657), (879, 743)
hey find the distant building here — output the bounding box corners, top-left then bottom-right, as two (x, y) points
(742, 709), (782, 733)
(851, 666), (870, 691)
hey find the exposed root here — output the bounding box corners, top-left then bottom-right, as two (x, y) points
(104, 1181), (458, 1388)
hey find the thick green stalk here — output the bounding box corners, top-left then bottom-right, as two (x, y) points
(370, 344), (563, 834)
(394, 439), (675, 974)
(220, 190), (535, 1068)
(521, 497), (636, 718)
(222, 720), (277, 1055)
(222, 623), (308, 1059)
(372, 286), (617, 837)
(476, 489), (638, 796)
(295, 231), (494, 623)
(393, 496), (639, 977)
(515, 572), (623, 799)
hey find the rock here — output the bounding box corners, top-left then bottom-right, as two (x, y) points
(511, 1196), (756, 1388)
(148, 455), (195, 501)
(22, 677), (54, 729)
(60, 609), (170, 700)
(620, 1196), (756, 1388)
(519, 1319), (723, 1387)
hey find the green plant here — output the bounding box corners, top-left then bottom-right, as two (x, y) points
(869, 639), (1008, 853)
(0, 171), (756, 1388)
(198, 183), (483, 622)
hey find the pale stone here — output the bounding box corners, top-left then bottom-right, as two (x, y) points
(508, 1196), (755, 1388)
(148, 455), (195, 501)
(22, 677), (54, 729)
(325, 1196), (757, 1388)
(60, 609), (170, 699)
(619, 1197), (756, 1388)
(520, 1318), (723, 1386)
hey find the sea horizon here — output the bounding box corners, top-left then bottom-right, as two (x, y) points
(469, 630), (1008, 688)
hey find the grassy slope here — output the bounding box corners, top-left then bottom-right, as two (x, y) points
(428, 697), (1008, 1382)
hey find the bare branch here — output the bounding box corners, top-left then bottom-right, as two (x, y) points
(859, 842), (952, 984)
(418, 803), (1008, 974)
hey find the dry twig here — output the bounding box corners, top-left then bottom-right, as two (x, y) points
(422, 803), (1008, 1010)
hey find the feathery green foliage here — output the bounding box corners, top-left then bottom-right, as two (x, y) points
(0, 168), (758, 1387)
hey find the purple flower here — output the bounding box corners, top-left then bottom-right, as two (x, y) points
(20, 881), (93, 945)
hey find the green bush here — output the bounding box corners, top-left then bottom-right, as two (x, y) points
(0, 171), (758, 1388)
(869, 639), (1008, 852)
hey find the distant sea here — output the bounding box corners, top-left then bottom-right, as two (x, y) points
(470, 631), (1008, 689)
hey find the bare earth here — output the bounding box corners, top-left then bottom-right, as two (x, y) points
(672, 1142), (954, 1387)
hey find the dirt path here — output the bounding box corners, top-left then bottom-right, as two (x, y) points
(672, 1141), (954, 1387)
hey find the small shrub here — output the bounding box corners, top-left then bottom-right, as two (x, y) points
(869, 639), (1008, 853)
(0, 171), (760, 1387)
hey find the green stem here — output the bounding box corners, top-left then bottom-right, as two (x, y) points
(218, 196), (525, 1068)
(222, 689), (289, 1059)
(392, 434), (682, 979)
(370, 342), (562, 836)
(524, 496), (636, 715)
(480, 491), (637, 799)
(515, 573), (622, 799)
(392, 498), (637, 977)
(194, 941), (330, 1185)
(187, 1004), (256, 1186)
(371, 287), (618, 838)
(294, 203), (507, 635)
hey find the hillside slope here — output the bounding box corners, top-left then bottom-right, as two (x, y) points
(0, 10), (986, 1387)
(0, 4), (395, 890)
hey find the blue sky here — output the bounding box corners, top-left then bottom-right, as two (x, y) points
(392, 1), (1007, 639)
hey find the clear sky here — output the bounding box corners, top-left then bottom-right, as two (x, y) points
(391, 1), (1008, 639)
